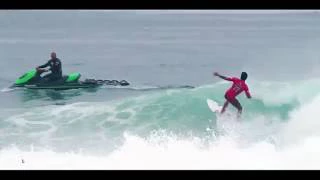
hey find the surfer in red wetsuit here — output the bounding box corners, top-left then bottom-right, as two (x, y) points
(214, 72), (251, 117)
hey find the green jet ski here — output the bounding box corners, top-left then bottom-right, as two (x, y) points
(12, 69), (130, 90)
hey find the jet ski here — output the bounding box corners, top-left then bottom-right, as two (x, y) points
(11, 69), (130, 90)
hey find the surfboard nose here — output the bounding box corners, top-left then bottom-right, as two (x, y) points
(207, 99), (222, 112)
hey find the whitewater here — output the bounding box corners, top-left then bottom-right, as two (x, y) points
(1, 10), (320, 169)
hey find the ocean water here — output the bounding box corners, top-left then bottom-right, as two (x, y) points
(1, 10), (320, 169)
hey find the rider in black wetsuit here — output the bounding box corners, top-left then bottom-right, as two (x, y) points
(36, 52), (62, 82)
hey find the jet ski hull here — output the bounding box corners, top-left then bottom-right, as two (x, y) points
(22, 83), (101, 90)
(13, 70), (129, 90)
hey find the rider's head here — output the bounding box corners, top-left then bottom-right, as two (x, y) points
(51, 52), (57, 60)
(241, 72), (248, 81)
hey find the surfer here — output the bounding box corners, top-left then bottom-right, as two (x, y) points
(36, 52), (63, 82)
(213, 72), (251, 117)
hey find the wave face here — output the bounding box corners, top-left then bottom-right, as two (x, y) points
(1, 79), (320, 169)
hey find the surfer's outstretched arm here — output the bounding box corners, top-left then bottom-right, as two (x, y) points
(213, 72), (233, 81)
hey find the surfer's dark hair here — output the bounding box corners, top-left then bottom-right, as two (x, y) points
(241, 72), (248, 81)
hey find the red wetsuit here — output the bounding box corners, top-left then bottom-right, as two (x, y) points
(225, 77), (250, 102)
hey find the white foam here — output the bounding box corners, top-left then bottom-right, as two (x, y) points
(240, 79), (320, 106)
(1, 87), (14, 92)
(1, 131), (320, 170)
(279, 94), (320, 146)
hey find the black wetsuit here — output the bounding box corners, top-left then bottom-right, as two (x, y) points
(37, 58), (62, 82)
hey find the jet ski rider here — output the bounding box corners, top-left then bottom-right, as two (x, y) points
(36, 52), (63, 82)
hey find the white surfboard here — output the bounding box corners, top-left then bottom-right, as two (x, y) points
(206, 98), (222, 113)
